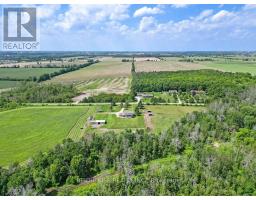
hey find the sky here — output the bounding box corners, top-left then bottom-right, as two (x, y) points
(1, 4), (256, 51)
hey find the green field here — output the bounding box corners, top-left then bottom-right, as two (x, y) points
(95, 113), (145, 129)
(0, 80), (21, 89)
(145, 105), (204, 133)
(0, 106), (88, 166)
(0, 68), (64, 79)
(206, 61), (256, 75)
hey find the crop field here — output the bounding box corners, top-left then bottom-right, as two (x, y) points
(76, 77), (130, 95)
(144, 105), (204, 133)
(135, 57), (209, 72)
(0, 80), (21, 89)
(0, 67), (64, 79)
(50, 58), (131, 84)
(0, 58), (89, 68)
(0, 106), (88, 166)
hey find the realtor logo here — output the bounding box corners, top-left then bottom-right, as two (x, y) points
(4, 8), (37, 41)
(2, 7), (39, 50)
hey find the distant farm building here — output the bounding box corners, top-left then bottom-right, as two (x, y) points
(116, 108), (135, 118)
(87, 116), (106, 128)
(169, 90), (178, 94)
(190, 90), (205, 95)
(136, 93), (154, 98)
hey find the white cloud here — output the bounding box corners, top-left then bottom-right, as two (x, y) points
(55, 5), (130, 31)
(38, 5), (61, 19)
(171, 4), (189, 8)
(134, 6), (163, 17)
(195, 10), (213, 20)
(139, 16), (157, 32)
(211, 10), (234, 22)
(243, 4), (256, 10)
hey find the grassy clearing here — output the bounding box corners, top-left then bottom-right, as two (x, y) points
(142, 92), (176, 104)
(144, 105), (204, 133)
(50, 58), (131, 84)
(95, 113), (145, 129)
(0, 68), (63, 79)
(0, 80), (21, 89)
(0, 106), (88, 166)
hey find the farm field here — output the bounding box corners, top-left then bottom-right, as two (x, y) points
(135, 57), (209, 72)
(144, 105), (204, 133)
(49, 58), (131, 84)
(0, 80), (21, 89)
(0, 58), (89, 68)
(206, 61), (256, 75)
(76, 77), (130, 95)
(0, 106), (88, 166)
(0, 67), (64, 79)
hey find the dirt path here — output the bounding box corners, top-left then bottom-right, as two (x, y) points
(144, 113), (153, 130)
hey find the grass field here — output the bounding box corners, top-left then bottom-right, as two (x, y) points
(0, 80), (21, 89)
(50, 58), (131, 84)
(206, 61), (256, 75)
(0, 106), (88, 166)
(0, 68), (64, 79)
(95, 113), (145, 129)
(144, 105), (204, 133)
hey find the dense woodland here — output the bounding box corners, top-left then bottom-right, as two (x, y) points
(0, 83), (77, 110)
(0, 86), (256, 195)
(131, 70), (256, 99)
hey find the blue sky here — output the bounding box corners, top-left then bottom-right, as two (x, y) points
(1, 4), (256, 51)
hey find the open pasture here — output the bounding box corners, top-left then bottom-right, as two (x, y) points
(0, 106), (88, 166)
(144, 105), (204, 133)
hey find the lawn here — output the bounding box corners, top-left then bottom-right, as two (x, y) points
(0, 68), (64, 79)
(144, 105), (204, 133)
(95, 113), (145, 129)
(0, 106), (88, 166)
